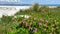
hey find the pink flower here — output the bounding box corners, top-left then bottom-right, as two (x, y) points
(44, 28), (46, 31)
(38, 22), (42, 26)
(40, 18), (44, 21)
(44, 26), (47, 31)
(34, 18), (37, 20)
(33, 28), (37, 33)
(45, 20), (48, 23)
(22, 18), (26, 22)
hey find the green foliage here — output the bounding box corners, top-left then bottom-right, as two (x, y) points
(0, 3), (60, 34)
(32, 3), (40, 12)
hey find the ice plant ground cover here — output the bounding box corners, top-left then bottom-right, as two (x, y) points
(0, 4), (60, 34)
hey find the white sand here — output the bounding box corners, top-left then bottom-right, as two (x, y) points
(0, 6), (30, 18)
(0, 6), (57, 18)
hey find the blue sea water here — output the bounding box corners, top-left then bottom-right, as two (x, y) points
(0, 4), (60, 6)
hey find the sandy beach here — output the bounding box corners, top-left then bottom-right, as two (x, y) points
(0, 6), (57, 18)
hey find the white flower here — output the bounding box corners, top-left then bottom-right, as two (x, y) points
(19, 15), (24, 17)
(24, 15), (31, 18)
(14, 16), (17, 18)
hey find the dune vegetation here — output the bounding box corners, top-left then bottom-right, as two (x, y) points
(0, 3), (60, 34)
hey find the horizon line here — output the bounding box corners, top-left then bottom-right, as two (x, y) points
(0, 4), (60, 6)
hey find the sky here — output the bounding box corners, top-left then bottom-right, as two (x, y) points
(0, 0), (60, 4)
(21, 0), (60, 4)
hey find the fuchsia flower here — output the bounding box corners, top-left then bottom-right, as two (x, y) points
(40, 18), (44, 21)
(45, 20), (48, 23)
(34, 18), (37, 20)
(33, 28), (37, 33)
